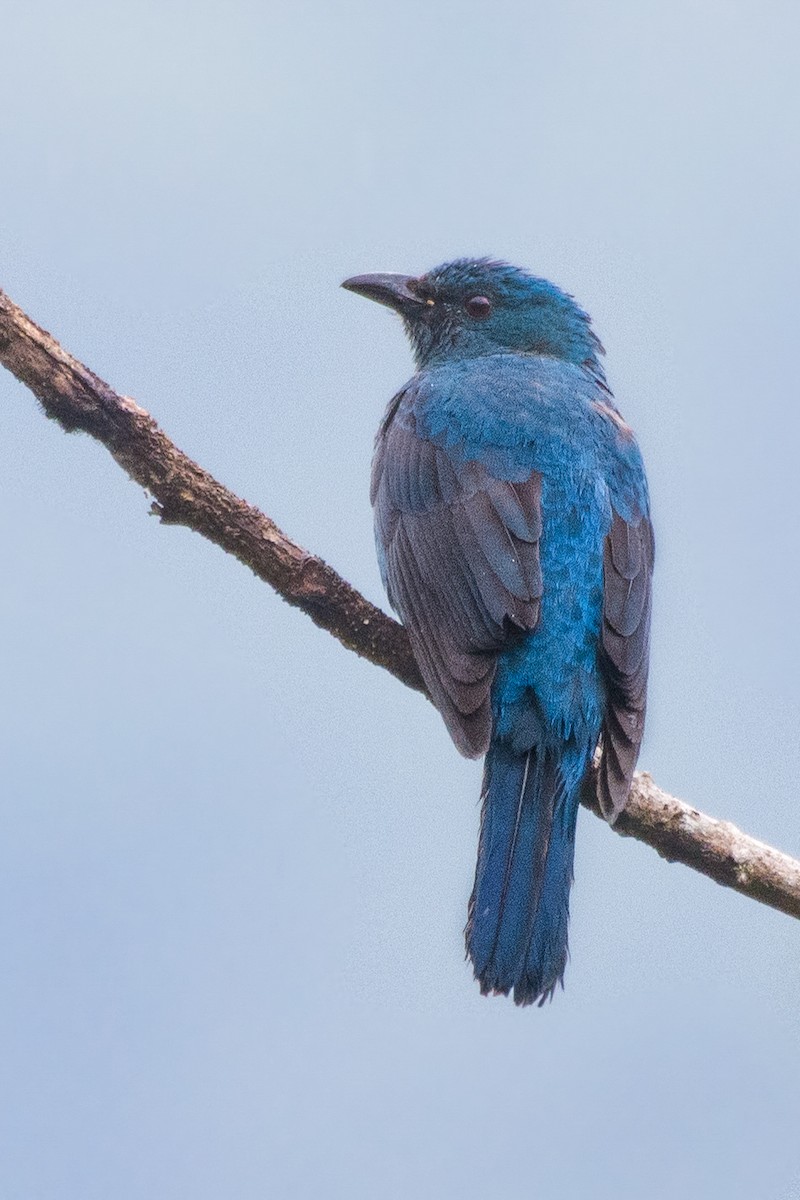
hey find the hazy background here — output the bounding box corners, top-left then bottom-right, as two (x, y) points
(1, 2), (799, 1197)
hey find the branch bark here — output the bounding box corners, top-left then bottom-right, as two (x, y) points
(2, 285), (799, 922)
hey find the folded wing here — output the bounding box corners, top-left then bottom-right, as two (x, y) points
(372, 400), (543, 757)
(598, 510), (654, 820)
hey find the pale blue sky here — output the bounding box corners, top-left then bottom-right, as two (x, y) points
(1, 2), (799, 1197)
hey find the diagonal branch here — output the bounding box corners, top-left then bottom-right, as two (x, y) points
(1, 285), (799, 922)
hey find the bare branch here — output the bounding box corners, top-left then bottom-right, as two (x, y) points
(1, 285), (799, 922)
(582, 763), (800, 919)
(0, 288), (421, 692)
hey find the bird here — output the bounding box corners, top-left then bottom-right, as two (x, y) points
(342, 258), (653, 1006)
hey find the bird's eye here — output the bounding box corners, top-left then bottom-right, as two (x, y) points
(464, 295), (492, 320)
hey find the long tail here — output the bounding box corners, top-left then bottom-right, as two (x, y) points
(466, 740), (587, 1006)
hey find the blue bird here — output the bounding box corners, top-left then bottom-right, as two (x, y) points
(343, 259), (653, 1006)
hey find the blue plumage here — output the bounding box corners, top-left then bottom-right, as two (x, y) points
(343, 259), (653, 1005)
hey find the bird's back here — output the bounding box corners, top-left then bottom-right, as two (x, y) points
(374, 351), (646, 741)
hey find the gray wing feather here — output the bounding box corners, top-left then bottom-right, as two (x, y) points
(374, 407), (543, 758)
(598, 512), (654, 820)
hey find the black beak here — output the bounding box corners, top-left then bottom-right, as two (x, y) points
(341, 272), (427, 314)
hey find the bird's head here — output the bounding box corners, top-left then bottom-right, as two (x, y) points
(342, 257), (604, 375)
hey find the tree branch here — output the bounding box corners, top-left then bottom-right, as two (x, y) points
(2, 285), (799, 922)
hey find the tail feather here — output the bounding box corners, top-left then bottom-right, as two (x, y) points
(466, 741), (584, 1006)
